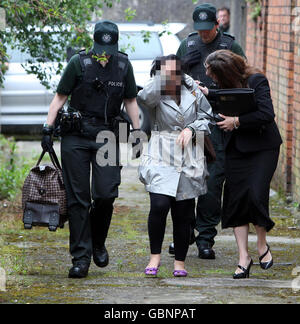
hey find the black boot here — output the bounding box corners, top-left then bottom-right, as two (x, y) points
(93, 245), (109, 268)
(68, 262), (90, 279)
(198, 244), (216, 260)
(169, 242), (175, 255)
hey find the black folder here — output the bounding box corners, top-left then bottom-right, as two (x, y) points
(213, 88), (256, 116)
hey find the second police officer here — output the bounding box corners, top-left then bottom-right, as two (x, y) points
(42, 20), (140, 278)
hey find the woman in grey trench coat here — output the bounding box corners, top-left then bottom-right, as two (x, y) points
(137, 55), (212, 277)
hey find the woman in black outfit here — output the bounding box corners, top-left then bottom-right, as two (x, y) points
(199, 50), (282, 279)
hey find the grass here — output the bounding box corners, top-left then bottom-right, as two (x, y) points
(0, 135), (41, 201)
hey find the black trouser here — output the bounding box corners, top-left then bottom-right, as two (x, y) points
(61, 135), (121, 264)
(148, 193), (195, 262)
(195, 125), (225, 248)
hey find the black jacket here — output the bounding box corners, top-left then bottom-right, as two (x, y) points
(224, 73), (282, 152)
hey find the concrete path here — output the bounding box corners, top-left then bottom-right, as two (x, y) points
(0, 141), (299, 304)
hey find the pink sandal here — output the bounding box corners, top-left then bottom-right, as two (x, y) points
(173, 269), (188, 277)
(144, 267), (159, 276)
(144, 263), (161, 277)
(144, 266), (160, 277)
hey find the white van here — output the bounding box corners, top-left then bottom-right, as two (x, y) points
(0, 22), (185, 136)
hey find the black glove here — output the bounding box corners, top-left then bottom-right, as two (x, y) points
(41, 125), (54, 153)
(130, 129), (143, 159)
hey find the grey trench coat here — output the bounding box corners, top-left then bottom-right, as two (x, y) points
(137, 74), (212, 201)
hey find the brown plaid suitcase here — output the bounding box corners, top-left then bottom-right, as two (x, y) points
(22, 149), (68, 231)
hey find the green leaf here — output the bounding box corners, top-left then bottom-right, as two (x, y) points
(0, 0), (123, 89)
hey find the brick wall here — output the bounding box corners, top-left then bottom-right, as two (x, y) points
(293, 0), (300, 200)
(246, 0), (300, 201)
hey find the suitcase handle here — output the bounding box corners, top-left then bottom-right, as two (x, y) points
(36, 149), (62, 170)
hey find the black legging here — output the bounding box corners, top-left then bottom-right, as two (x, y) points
(148, 193), (195, 261)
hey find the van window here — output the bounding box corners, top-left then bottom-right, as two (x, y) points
(119, 31), (163, 60)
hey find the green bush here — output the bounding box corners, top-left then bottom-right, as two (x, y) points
(0, 135), (33, 200)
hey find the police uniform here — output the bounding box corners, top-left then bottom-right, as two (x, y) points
(176, 4), (245, 256)
(55, 21), (137, 273)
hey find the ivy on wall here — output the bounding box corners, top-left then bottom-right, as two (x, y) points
(246, 0), (262, 21)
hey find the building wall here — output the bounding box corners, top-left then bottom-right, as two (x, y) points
(246, 0), (300, 201)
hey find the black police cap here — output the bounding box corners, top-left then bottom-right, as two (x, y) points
(193, 3), (218, 31)
(93, 20), (119, 55)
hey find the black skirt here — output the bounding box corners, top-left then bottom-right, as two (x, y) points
(222, 142), (279, 232)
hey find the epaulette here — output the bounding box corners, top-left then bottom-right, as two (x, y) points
(222, 32), (235, 40)
(118, 51), (128, 57)
(78, 50), (92, 73)
(188, 31), (198, 37)
(116, 51), (129, 73)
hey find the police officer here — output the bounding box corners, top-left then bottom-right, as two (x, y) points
(217, 7), (231, 34)
(42, 20), (140, 278)
(170, 3), (245, 260)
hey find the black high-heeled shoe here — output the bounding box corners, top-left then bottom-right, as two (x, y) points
(259, 244), (273, 270)
(233, 259), (253, 279)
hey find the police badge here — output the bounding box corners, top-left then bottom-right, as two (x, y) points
(102, 33), (112, 44)
(199, 12), (208, 20)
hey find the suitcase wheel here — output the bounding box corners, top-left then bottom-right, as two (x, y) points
(49, 225), (57, 232)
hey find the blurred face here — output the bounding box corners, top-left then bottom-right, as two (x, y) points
(161, 59), (182, 94)
(197, 24), (218, 44)
(217, 10), (230, 27)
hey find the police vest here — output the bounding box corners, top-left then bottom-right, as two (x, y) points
(70, 50), (129, 120)
(183, 32), (235, 87)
